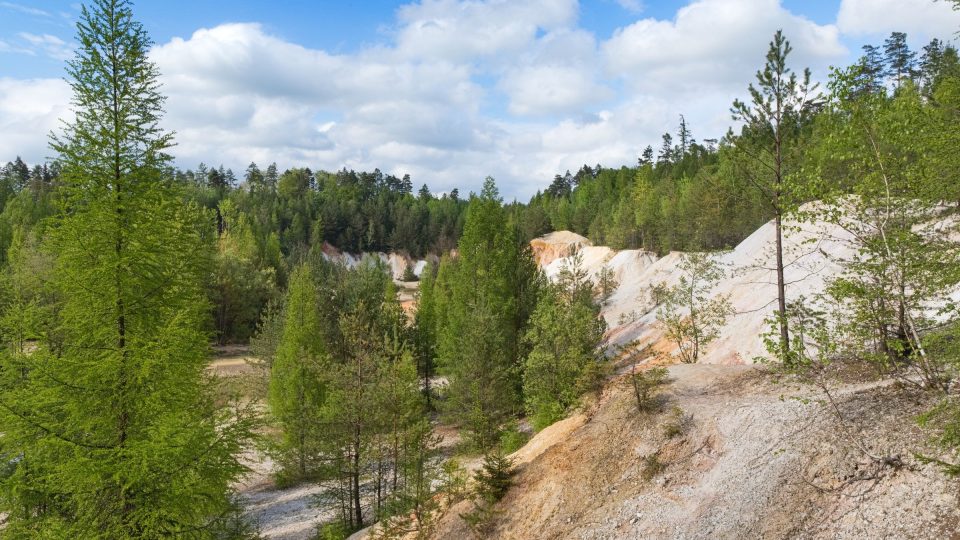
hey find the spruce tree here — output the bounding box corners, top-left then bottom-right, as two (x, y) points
(0, 1), (253, 536)
(436, 178), (532, 450)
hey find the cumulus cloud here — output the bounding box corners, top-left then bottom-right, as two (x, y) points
(147, 22), (489, 187)
(18, 33), (74, 60)
(393, 0), (578, 63)
(0, 78), (72, 162)
(498, 28), (612, 116)
(3, 0), (951, 199)
(604, 0), (847, 97)
(615, 0), (645, 14)
(0, 2), (50, 17)
(837, 0), (960, 39)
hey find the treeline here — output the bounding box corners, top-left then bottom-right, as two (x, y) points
(0, 160), (468, 343)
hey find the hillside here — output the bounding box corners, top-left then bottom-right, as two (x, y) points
(407, 210), (960, 539)
(535, 207), (960, 365)
(426, 363), (960, 539)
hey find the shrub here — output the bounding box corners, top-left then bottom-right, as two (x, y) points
(630, 366), (669, 413)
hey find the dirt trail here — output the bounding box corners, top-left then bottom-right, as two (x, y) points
(238, 453), (332, 540)
(427, 364), (960, 539)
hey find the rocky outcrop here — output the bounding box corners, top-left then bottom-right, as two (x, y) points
(530, 231), (591, 266)
(318, 242), (435, 280)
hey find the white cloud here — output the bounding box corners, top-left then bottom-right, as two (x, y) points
(0, 39), (34, 55)
(837, 0), (960, 39)
(0, 2), (50, 17)
(603, 0), (846, 96)
(498, 28), (612, 116)
(18, 32), (74, 60)
(393, 0), (578, 62)
(6, 0), (945, 200)
(144, 23), (494, 190)
(0, 78), (72, 162)
(615, 0), (645, 14)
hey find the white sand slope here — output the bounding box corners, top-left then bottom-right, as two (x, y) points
(532, 206), (958, 365)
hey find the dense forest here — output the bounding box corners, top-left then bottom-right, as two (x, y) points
(1, 0), (960, 538)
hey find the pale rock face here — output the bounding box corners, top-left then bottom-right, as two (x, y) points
(318, 242), (430, 280)
(532, 203), (960, 365)
(530, 230), (591, 266)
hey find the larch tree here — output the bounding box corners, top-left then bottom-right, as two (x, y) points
(268, 264), (327, 484)
(0, 0), (254, 537)
(413, 260), (438, 409)
(731, 29), (821, 362)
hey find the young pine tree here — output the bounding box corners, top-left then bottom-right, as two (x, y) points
(0, 1), (254, 536)
(522, 283), (606, 430)
(731, 29), (821, 361)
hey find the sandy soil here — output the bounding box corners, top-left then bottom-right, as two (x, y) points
(426, 364), (960, 539)
(208, 345), (260, 377)
(237, 453), (332, 540)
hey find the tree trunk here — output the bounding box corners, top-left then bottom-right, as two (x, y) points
(353, 435), (363, 528)
(774, 212), (790, 359)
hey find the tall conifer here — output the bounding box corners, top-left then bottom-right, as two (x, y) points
(0, 1), (253, 536)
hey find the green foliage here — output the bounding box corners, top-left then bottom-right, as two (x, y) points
(0, 1), (255, 536)
(808, 68), (960, 388)
(262, 259), (431, 532)
(654, 253), (733, 364)
(596, 264), (619, 305)
(461, 450), (515, 534)
(521, 149), (768, 256)
(630, 366), (669, 413)
(498, 421), (530, 455)
(434, 178), (543, 450)
(730, 29), (823, 359)
(474, 451), (515, 502)
(268, 265), (327, 485)
(316, 522), (350, 540)
(523, 272), (607, 430)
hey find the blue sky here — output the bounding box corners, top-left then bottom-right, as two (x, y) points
(1, 0), (958, 198)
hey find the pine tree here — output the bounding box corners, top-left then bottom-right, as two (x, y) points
(883, 31), (917, 89)
(0, 1), (254, 536)
(436, 178), (531, 450)
(731, 30), (821, 361)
